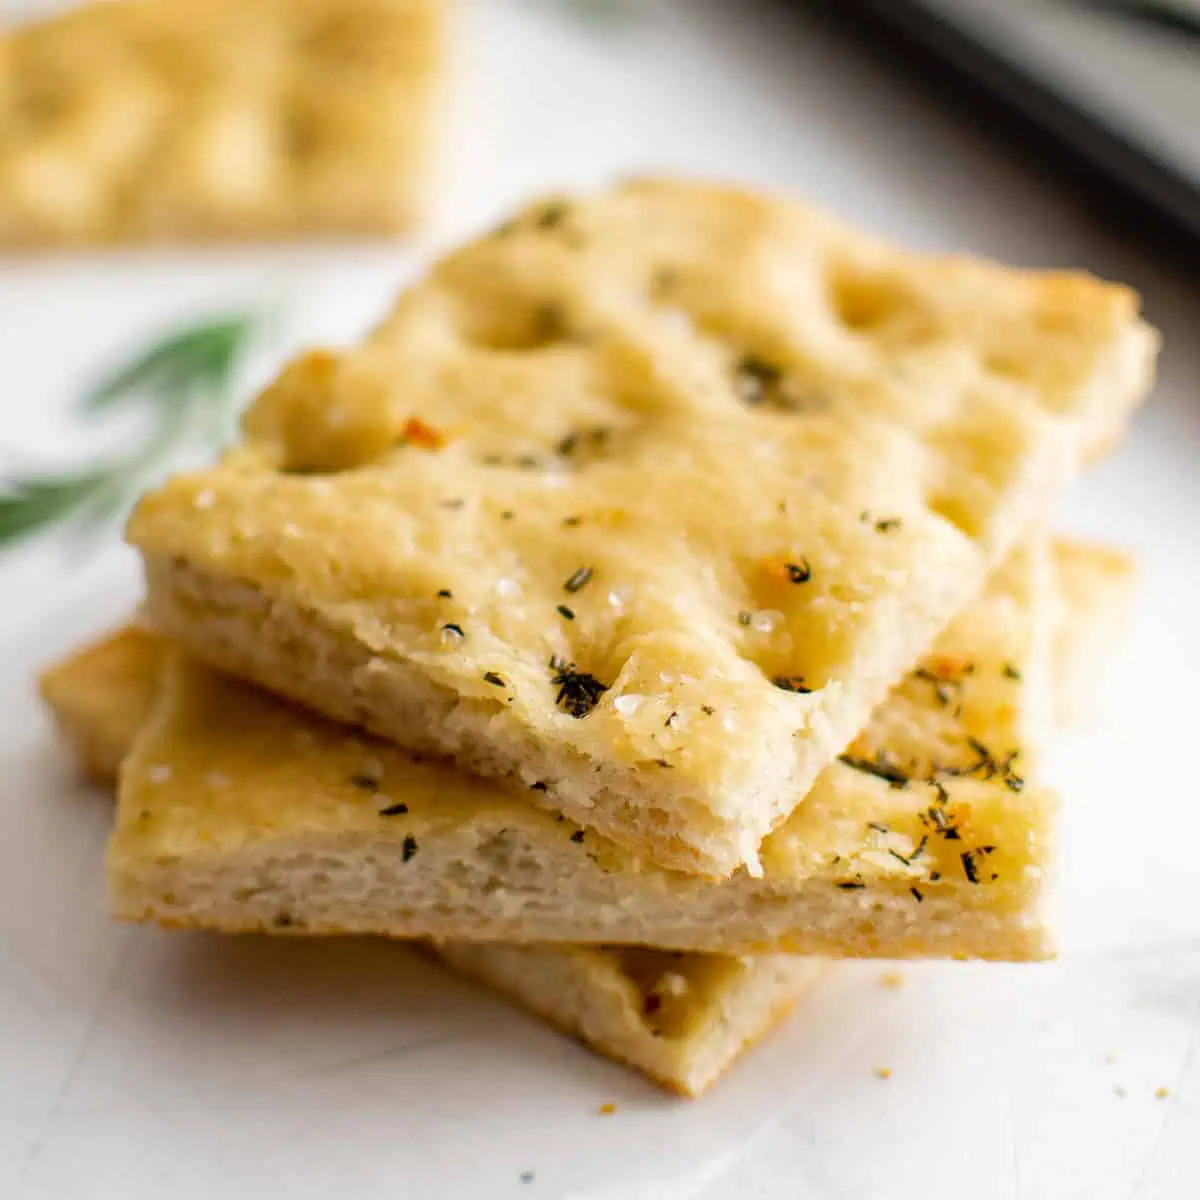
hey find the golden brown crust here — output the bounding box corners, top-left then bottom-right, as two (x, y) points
(128, 179), (1157, 874)
(0, 0), (443, 248)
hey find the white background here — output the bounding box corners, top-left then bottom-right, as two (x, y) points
(2, 2), (1199, 1197)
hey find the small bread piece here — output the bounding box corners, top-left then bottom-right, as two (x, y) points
(1052, 541), (1137, 728)
(430, 943), (824, 1097)
(38, 627), (164, 783)
(83, 540), (1072, 959)
(0, 0), (442, 248)
(128, 179), (1157, 875)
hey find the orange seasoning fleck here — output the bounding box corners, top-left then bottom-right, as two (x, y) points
(760, 556), (812, 585)
(928, 655), (970, 679)
(598, 1102), (618, 1116)
(401, 416), (447, 450)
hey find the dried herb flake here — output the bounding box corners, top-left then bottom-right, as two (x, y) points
(564, 566), (595, 593)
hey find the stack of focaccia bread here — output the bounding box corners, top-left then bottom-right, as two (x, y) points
(42, 179), (1156, 1095)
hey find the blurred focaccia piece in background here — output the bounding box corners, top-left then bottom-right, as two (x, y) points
(0, 0), (443, 247)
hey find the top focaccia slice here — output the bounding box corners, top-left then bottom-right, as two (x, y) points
(127, 178), (1157, 875)
(0, 0), (442, 248)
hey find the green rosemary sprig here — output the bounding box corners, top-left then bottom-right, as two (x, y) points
(0, 311), (261, 550)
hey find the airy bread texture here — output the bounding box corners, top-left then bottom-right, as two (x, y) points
(0, 0), (442, 247)
(54, 538), (1128, 959)
(128, 179), (1157, 875)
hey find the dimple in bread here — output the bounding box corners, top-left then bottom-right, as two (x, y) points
(47, 538), (1129, 960)
(127, 178), (1157, 876)
(0, 0), (442, 248)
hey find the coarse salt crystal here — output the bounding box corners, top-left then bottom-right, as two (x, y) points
(607, 585), (635, 610)
(613, 694), (644, 717)
(751, 609), (783, 634)
(147, 765), (172, 784)
(496, 577), (521, 598)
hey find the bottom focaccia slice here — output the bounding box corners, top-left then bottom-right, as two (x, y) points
(428, 944), (824, 1096)
(41, 650), (825, 1097)
(45, 538), (1129, 960)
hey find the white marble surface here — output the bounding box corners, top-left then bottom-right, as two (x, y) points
(1, 2), (1199, 1196)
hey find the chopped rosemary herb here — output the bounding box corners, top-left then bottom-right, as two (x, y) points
(402, 835), (419, 862)
(437, 588), (453, 598)
(441, 622), (465, 639)
(772, 675), (813, 694)
(501, 509), (514, 520)
(530, 781), (548, 791)
(874, 517), (902, 533)
(836, 880), (866, 890)
(655, 758), (673, 768)
(349, 774), (379, 791)
(556, 604), (576, 621)
(701, 704), (715, 716)
(563, 515), (582, 527)
(913, 667), (962, 709)
(564, 566), (594, 593)
(785, 558), (812, 583)
(570, 830), (585, 844)
(483, 671), (506, 687)
(534, 202), (570, 230)
(379, 802), (409, 817)
(737, 610), (753, 626)
(1003, 663), (1022, 680)
(838, 752), (910, 788)
(910, 887), (924, 902)
(867, 821), (890, 834)
(273, 913), (294, 929)
(549, 656), (608, 718)
(439, 497), (464, 510)
(733, 355), (782, 407)
(960, 848), (986, 883)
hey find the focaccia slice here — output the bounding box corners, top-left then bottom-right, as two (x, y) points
(46, 539), (1122, 959)
(0, 0), (442, 247)
(127, 179), (1156, 875)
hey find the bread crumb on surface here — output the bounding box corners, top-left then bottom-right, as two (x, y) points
(1155, 1087), (1170, 1100)
(598, 1102), (617, 1116)
(874, 1066), (892, 1080)
(880, 971), (906, 990)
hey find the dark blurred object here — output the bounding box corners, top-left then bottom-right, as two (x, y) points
(807, 1), (1200, 269)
